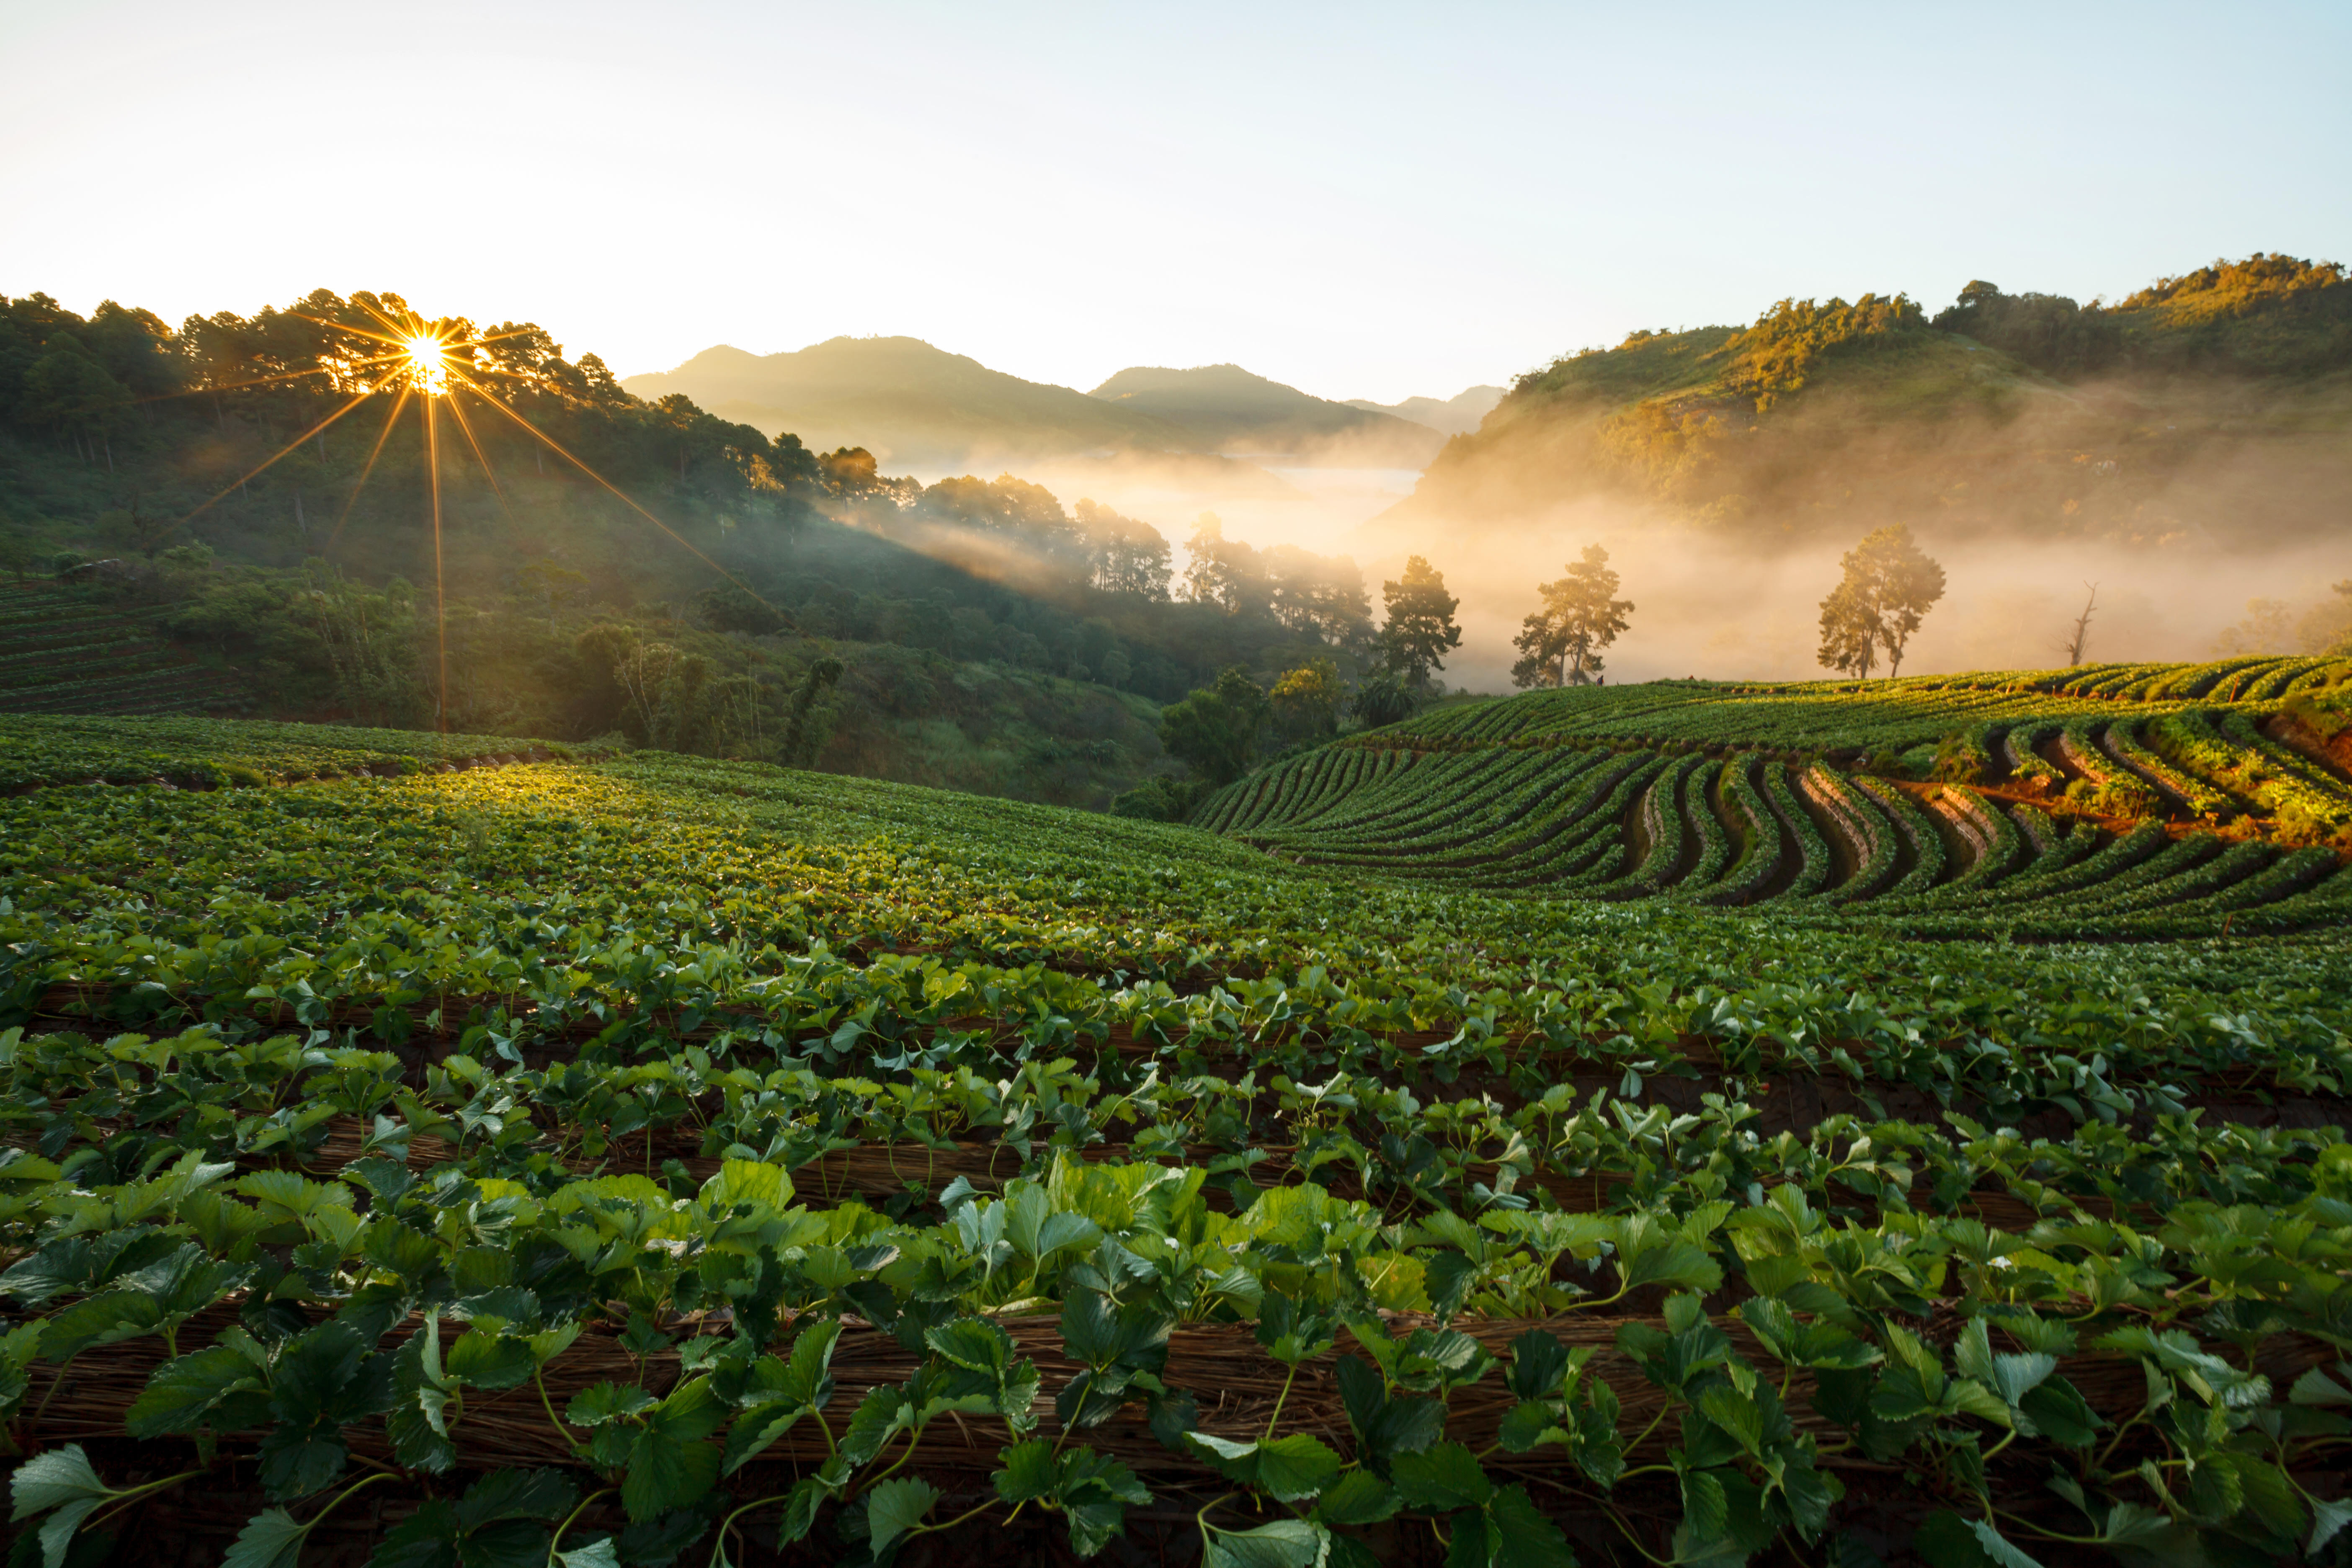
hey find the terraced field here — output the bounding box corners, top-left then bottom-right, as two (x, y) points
(2, 705), (2350, 1568)
(0, 579), (248, 716)
(1199, 657), (2352, 939)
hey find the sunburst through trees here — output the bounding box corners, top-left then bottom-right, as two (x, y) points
(165, 295), (770, 730)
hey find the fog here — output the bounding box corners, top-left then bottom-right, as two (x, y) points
(1360, 504), (2352, 691)
(895, 431), (2350, 694)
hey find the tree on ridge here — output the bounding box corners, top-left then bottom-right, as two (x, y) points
(1817, 523), (1945, 678)
(1512, 544), (1633, 688)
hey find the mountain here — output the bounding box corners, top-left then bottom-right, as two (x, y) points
(1344, 384), (1504, 436)
(622, 337), (1194, 469)
(1369, 253), (2352, 551)
(1088, 363), (1444, 467)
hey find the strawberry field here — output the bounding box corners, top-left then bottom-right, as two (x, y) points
(0, 584), (249, 720)
(3, 694), (2352, 1567)
(1202, 660), (2352, 940)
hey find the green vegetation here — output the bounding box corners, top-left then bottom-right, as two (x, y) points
(1, 685), (2350, 1563)
(0, 289), (1401, 809)
(1202, 658), (2352, 938)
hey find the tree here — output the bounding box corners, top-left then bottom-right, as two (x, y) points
(1380, 555), (1461, 687)
(1512, 544), (1632, 688)
(2210, 598), (2298, 658)
(1815, 524), (1946, 678)
(1073, 499), (1172, 598)
(1157, 665), (1269, 786)
(1265, 547), (1373, 648)
(1351, 668), (1416, 728)
(1269, 658), (1341, 742)
(1816, 580), (1879, 678)
(2058, 582), (2097, 667)
(1181, 515), (1268, 616)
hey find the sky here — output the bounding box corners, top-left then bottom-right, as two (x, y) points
(3, 0), (2347, 405)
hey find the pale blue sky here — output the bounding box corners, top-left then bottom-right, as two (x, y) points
(3, 0), (2345, 403)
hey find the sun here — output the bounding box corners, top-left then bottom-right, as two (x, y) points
(402, 333), (449, 395)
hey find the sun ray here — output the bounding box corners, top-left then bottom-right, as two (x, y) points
(162, 384), (389, 541)
(425, 389), (447, 732)
(324, 385), (414, 552)
(446, 367), (783, 616)
(444, 381), (523, 537)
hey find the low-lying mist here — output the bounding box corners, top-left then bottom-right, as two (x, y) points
(1380, 503), (2352, 692)
(888, 438), (2349, 695)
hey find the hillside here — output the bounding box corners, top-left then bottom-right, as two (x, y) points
(1374, 254), (2352, 550)
(2, 707), (2349, 1565)
(620, 336), (1195, 468)
(0, 288), (1375, 809)
(1087, 362), (1445, 466)
(1345, 382), (1504, 435)
(1196, 656), (2352, 937)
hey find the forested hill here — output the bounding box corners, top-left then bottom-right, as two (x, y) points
(1375, 253), (2352, 549)
(0, 288), (1377, 807)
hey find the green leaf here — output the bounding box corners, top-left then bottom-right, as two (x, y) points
(926, 1317), (1013, 1375)
(2311, 1497), (2352, 1557)
(993, 1438), (1058, 1505)
(2291, 1365), (2352, 1406)
(566, 1382), (657, 1427)
(367, 1501), (462, 1568)
(1496, 1400), (1564, 1453)
(2015, 1380), (2101, 1449)
(619, 1429), (720, 1525)
(38, 1290), (163, 1362)
(1314, 1470), (1400, 1527)
(453, 1469), (579, 1530)
(1185, 1431), (1344, 1502)
(9, 1445), (107, 1519)
(222, 1509), (309, 1568)
(34, 1498), (105, 1568)
(720, 1399), (806, 1476)
(776, 1319), (840, 1408)
(1969, 1520), (2044, 1568)
(1913, 1510), (1994, 1568)
(444, 1331), (535, 1392)
(1390, 1442), (1492, 1511)
(256, 1423), (350, 1503)
(865, 1478), (939, 1552)
(1203, 1519), (1327, 1568)
(1489, 1484), (1576, 1568)
(1505, 1329), (1568, 1401)
(1423, 1251), (1478, 1320)
(125, 1346), (266, 1438)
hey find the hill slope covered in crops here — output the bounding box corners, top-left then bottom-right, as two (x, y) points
(3, 671), (2350, 1567)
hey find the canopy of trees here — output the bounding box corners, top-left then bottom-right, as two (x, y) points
(1512, 544), (1631, 688)
(1816, 524), (1946, 678)
(1379, 555), (1461, 687)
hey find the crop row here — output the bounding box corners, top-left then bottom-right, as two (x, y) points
(1, 1009), (2350, 1567)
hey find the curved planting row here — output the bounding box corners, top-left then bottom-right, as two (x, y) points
(1216, 728), (2352, 936)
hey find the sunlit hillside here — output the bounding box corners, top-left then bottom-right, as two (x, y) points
(1377, 255), (2352, 552)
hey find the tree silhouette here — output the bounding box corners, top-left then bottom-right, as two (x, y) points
(1512, 544), (1633, 688)
(1816, 524), (1946, 678)
(1379, 555), (1461, 687)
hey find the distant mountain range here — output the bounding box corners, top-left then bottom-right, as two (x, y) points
(1086, 364), (1442, 467)
(1344, 385), (1504, 436)
(622, 338), (1457, 472)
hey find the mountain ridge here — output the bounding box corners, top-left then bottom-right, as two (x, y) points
(1368, 254), (2352, 551)
(625, 338), (1449, 473)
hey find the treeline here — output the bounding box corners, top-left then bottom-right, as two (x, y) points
(0, 286), (1431, 808)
